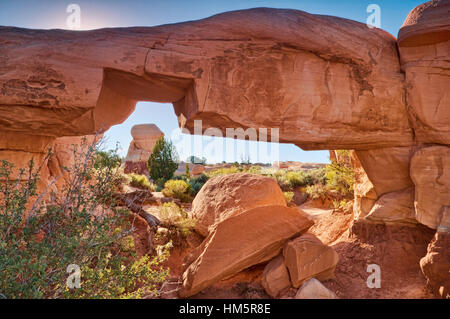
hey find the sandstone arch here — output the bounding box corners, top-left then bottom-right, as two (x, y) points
(0, 3), (449, 237)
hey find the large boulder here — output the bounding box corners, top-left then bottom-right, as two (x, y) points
(191, 164), (205, 176)
(124, 124), (163, 174)
(398, 0), (450, 145)
(365, 187), (417, 225)
(179, 205), (313, 297)
(420, 229), (450, 298)
(191, 173), (287, 236)
(410, 146), (450, 229)
(283, 233), (339, 288)
(295, 278), (337, 299)
(261, 255), (291, 298)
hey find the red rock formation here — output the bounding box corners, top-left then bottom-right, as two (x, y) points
(0, 1), (449, 296)
(192, 173), (287, 236)
(124, 124), (163, 174)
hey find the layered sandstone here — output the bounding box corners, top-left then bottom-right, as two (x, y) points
(398, 0), (450, 145)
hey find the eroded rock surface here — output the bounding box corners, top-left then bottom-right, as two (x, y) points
(179, 205), (313, 297)
(261, 255), (291, 298)
(283, 233), (339, 288)
(410, 146), (450, 229)
(191, 173), (286, 236)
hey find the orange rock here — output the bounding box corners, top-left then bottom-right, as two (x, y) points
(191, 164), (205, 176)
(191, 173), (286, 236)
(283, 233), (339, 288)
(124, 124), (163, 168)
(398, 0), (450, 145)
(261, 255), (291, 298)
(420, 230), (450, 298)
(179, 205), (313, 297)
(0, 8), (411, 149)
(411, 146), (450, 229)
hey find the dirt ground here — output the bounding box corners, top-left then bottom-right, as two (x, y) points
(160, 201), (437, 299)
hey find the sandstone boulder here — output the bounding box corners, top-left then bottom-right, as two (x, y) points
(398, 0), (450, 145)
(295, 278), (337, 299)
(179, 205), (313, 297)
(124, 124), (163, 174)
(283, 233), (339, 288)
(261, 255), (291, 298)
(191, 164), (205, 176)
(191, 173), (286, 236)
(420, 231), (450, 298)
(365, 187), (417, 225)
(410, 146), (450, 229)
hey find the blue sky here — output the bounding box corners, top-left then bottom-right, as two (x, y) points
(0, 0), (424, 163)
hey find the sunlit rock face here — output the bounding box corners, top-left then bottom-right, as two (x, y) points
(0, 8), (412, 150)
(398, 0), (450, 145)
(0, 3), (448, 231)
(123, 124), (163, 174)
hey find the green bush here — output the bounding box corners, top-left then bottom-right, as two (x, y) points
(325, 159), (354, 196)
(283, 191), (294, 204)
(207, 166), (242, 177)
(147, 137), (179, 187)
(0, 141), (168, 299)
(188, 174), (209, 195)
(305, 184), (329, 200)
(161, 180), (193, 202)
(158, 202), (196, 238)
(129, 174), (155, 191)
(94, 150), (122, 169)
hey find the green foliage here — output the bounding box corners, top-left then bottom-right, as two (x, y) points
(188, 174), (209, 195)
(161, 180), (193, 202)
(305, 184), (329, 200)
(128, 174), (155, 191)
(283, 191), (294, 204)
(185, 163), (190, 179)
(0, 141), (168, 299)
(325, 158), (354, 196)
(147, 137), (179, 186)
(158, 202), (196, 238)
(207, 166), (242, 177)
(94, 150), (122, 170)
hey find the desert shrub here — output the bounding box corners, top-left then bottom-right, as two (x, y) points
(305, 184), (329, 200)
(147, 137), (179, 187)
(309, 167), (327, 185)
(188, 174), (209, 195)
(158, 202), (196, 238)
(185, 162), (190, 179)
(247, 165), (262, 175)
(283, 191), (294, 204)
(0, 140), (168, 299)
(325, 159), (354, 196)
(207, 166), (242, 177)
(129, 174), (155, 191)
(94, 149), (122, 169)
(161, 180), (193, 202)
